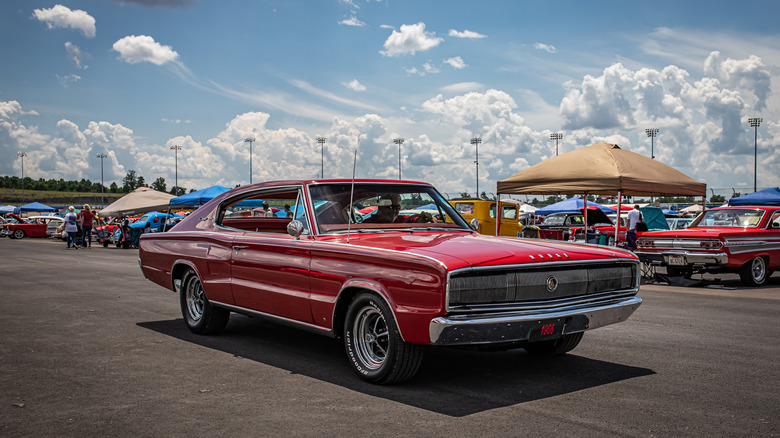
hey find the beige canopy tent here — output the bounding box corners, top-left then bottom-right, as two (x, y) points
(98, 187), (175, 217)
(497, 142), (707, 242)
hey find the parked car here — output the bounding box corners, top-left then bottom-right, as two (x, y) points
(537, 208), (619, 242)
(27, 215), (64, 238)
(129, 212), (178, 233)
(448, 198), (524, 237)
(636, 205), (780, 286)
(138, 179), (642, 384)
(1, 213), (49, 239)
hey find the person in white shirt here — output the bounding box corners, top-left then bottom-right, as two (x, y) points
(626, 205), (643, 251)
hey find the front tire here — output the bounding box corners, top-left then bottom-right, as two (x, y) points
(344, 293), (423, 384)
(739, 257), (769, 287)
(180, 269), (229, 334)
(12, 229), (25, 239)
(524, 332), (583, 356)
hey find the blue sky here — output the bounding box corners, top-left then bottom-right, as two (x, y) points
(1, 0), (778, 198)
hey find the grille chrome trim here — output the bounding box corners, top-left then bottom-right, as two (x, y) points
(445, 259), (639, 313)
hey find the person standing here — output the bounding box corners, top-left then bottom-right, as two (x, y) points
(626, 205), (643, 251)
(63, 206), (80, 250)
(80, 204), (95, 248)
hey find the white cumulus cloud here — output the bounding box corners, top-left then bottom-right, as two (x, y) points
(112, 35), (180, 65)
(339, 15), (366, 27)
(65, 42), (89, 69)
(448, 29), (486, 39)
(534, 42), (557, 53)
(444, 56), (467, 69)
(381, 22), (443, 57)
(342, 79), (366, 91)
(32, 5), (96, 38)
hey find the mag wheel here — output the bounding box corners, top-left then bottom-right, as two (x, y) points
(13, 229), (25, 239)
(739, 257), (768, 287)
(344, 293), (423, 384)
(180, 269), (229, 334)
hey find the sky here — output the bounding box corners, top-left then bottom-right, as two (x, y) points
(1, 0), (779, 199)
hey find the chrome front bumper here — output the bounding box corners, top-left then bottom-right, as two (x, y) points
(635, 251), (728, 266)
(428, 295), (642, 345)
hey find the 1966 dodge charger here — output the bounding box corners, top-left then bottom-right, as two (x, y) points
(139, 179), (642, 384)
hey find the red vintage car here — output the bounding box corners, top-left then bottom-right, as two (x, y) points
(1, 213), (49, 239)
(636, 205), (780, 286)
(138, 180), (642, 384)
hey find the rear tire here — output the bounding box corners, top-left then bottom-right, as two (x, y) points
(180, 269), (229, 334)
(524, 332), (583, 356)
(344, 293), (423, 384)
(739, 257), (769, 287)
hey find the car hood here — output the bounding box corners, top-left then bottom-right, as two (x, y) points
(333, 232), (636, 269)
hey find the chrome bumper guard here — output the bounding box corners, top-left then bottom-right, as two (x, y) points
(429, 295), (642, 345)
(636, 251), (728, 266)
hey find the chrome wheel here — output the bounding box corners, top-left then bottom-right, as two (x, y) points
(740, 257), (768, 287)
(750, 257), (767, 282)
(352, 305), (389, 370)
(184, 275), (205, 323)
(13, 229), (25, 239)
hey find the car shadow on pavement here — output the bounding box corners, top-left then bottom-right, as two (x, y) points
(139, 315), (654, 417)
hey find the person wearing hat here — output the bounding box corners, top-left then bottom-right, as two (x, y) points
(63, 206), (80, 249)
(263, 201), (274, 217)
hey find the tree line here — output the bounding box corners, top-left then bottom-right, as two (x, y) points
(1, 170), (188, 195)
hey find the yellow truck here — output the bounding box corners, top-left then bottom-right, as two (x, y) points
(449, 198), (526, 237)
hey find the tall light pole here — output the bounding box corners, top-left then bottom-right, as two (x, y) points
(394, 138), (404, 179)
(316, 137), (326, 179)
(748, 118), (762, 192)
(17, 151), (27, 204)
(470, 137), (482, 198)
(244, 137), (256, 184)
(645, 128), (658, 159)
(170, 145), (181, 195)
(96, 153), (108, 205)
(550, 133), (563, 156)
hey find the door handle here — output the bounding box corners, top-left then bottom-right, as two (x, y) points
(233, 245), (249, 251)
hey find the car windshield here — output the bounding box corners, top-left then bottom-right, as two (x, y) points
(692, 209), (765, 228)
(542, 215), (568, 226)
(309, 182), (471, 234)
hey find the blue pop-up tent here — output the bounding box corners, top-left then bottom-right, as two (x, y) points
(534, 196), (616, 216)
(728, 187), (780, 206)
(14, 202), (57, 214)
(169, 186), (230, 208)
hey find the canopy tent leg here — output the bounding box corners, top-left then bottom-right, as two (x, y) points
(615, 191), (622, 247)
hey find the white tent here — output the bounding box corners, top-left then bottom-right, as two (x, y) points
(680, 203), (703, 214)
(98, 187), (175, 217)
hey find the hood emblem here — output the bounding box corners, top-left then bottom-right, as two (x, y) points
(546, 275), (559, 293)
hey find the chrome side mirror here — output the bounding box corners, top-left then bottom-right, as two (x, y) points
(287, 220), (305, 240)
(469, 218), (479, 231)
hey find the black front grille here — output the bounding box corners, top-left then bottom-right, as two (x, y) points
(448, 263), (636, 306)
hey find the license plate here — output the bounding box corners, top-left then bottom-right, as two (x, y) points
(529, 318), (565, 342)
(668, 255), (686, 266)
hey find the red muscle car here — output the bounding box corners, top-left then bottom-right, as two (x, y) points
(1, 213), (49, 239)
(138, 180), (642, 384)
(636, 205), (780, 286)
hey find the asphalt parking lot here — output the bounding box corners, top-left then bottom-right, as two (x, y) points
(1, 237), (778, 437)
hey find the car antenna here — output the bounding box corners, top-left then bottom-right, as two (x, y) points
(347, 149), (357, 244)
